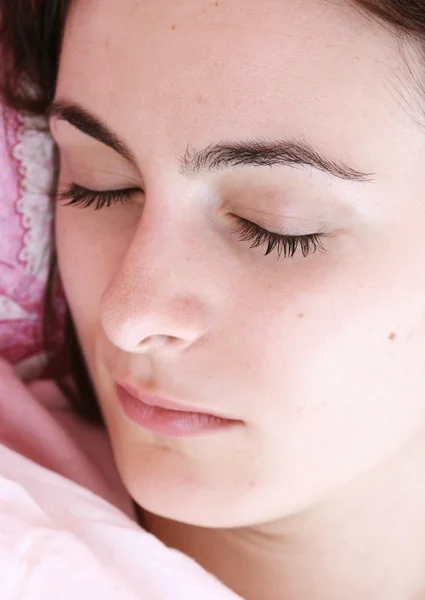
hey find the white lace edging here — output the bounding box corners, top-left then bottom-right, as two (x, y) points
(12, 111), (55, 281)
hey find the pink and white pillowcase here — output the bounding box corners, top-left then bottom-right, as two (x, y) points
(0, 102), (63, 380)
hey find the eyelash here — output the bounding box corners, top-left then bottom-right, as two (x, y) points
(59, 183), (327, 259)
(59, 183), (137, 210)
(231, 217), (326, 259)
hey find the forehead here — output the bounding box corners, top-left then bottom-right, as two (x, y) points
(58, 0), (418, 165)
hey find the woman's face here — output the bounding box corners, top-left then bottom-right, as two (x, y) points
(52, 0), (425, 527)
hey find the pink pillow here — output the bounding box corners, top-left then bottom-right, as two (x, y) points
(0, 103), (59, 379)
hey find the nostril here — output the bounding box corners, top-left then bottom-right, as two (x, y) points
(137, 334), (180, 349)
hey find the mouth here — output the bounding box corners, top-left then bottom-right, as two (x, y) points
(114, 381), (242, 438)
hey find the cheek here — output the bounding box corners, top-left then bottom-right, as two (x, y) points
(222, 269), (425, 514)
(235, 249), (425, 435)
(55, 204), (132, 356)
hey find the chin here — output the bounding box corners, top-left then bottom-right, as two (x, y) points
(121, 457), (235, 527)
(107, 436), (255, 528)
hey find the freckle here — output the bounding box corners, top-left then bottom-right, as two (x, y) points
(297, 313), (304, 319)
(388, 332), (396, 341)
(171, 24), (176, 30)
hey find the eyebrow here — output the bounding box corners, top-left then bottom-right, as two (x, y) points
(49, 100), (138, 165)
(48, 100), (374, 182)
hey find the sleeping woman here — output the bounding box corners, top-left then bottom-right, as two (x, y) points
(1, 1), (425, 598)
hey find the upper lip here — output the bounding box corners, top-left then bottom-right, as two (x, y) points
(115, 379), (237, 420)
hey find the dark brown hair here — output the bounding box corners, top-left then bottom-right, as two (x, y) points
(1, 0), (424, 422)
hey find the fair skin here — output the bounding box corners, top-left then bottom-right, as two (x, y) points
(50, 0), (425, 598)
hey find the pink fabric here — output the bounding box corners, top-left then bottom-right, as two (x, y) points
(0, 103), (63, 378)
(0, 357), (134, 517)
(0, 357), (243, 599)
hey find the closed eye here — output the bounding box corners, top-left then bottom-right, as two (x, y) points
(59, 183), (328, 259)
(231, 216), (327, 259)
(59, 183), (139, 210)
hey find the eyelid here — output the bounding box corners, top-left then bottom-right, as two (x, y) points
(59, 156), (143, 190)
(56, 138), (143, 190)
(233, 206), (327, 237)
(229, 209), (325, 238)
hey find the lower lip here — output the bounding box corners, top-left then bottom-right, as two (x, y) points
(116, 385), (238, 438)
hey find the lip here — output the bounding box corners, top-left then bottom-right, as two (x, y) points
(117, 381), (215, 414)
(114, 381), (241, 438)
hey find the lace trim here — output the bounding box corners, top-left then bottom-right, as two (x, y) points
(12, 112), (54, 280)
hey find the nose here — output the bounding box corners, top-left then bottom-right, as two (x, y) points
(99, 221), (212, 354)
